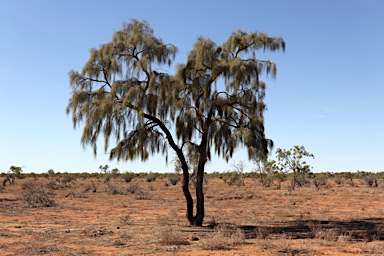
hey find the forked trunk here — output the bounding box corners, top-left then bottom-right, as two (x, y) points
(182, 160), (204, 226)
(144, 114), (196, 225)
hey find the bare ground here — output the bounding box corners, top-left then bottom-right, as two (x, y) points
(1, 176), (384, 255)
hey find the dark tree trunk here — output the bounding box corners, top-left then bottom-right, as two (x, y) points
(143, 114), (195, 225)
(194, 160), (205, 226)
(181, 161), (194, 225)
(142, 113), (210, 227)
(193, 126), (209, 227)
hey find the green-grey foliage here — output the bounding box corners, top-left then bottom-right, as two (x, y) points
(174, 31), (284, 162)
(67, 20), (285, 226)
(275, 145), (314, 190)
(67, 20), (177, 160)
(9, 165), (23, 179)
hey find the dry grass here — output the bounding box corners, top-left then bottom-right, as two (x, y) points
(1, 177), (384, 255)
(157, 227), (190, 246)
(200, 223), (244, 250)
(21, 181), (56, 207)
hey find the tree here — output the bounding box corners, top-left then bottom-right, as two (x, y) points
(99, 165), (109, 174)
(9, 165), (23, 179)
(47, 169), (55, 177)
(275, 145), (314, 190)
(67, 20), (285, 226)
(110, 168), (120, 177)
(231, 161), (246, 186)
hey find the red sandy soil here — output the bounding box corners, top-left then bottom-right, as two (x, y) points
(1, 176), (384, 255)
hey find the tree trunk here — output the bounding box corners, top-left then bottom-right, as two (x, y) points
(193, 161), (205, 226)
(181, 164), (194, 225)
(143, 114), (196, 225)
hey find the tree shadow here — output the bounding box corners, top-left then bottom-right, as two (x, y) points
(238, 218), (384, 241)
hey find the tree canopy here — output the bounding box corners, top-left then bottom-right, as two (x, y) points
(67, 19), (285, 226)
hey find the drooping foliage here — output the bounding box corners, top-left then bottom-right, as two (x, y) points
(67, 20), (285, 226)
(174, 31), (285, 163)
(67, 20), (177, 160)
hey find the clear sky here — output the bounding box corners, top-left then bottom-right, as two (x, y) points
(1, 0), (383, 174)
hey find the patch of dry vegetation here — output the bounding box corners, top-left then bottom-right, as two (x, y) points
(1, 175), (384, 255)
(200, 224), (244, 250)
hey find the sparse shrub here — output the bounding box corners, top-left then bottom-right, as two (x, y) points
(135, 188), (150, 200)
(274, 171), (287, 189)
(308, 222), (337, 242)
(121, 172), (135, 183)
(221, 172), (229, 183)
(360, 172), (378, 187)
(313, 175), (330, 190)
(206, 216), (218, 227)
(333, 177), (343, 185)
(21, 181), (56, 207)
(255, 160), (287, 189)
(61, 174), (76, 185)
(189, 173), (209, 188)
(158, 227), (190, 245)
(30, 172), (38, 181)
(275, 146), (314, 190)
(168, 174), (180, 186)
(65, 191), (86, 198)
(119, 215), (131, 226)
(105, 182), (125, 195)
(84, 181), (97, 193)
(201, 223), (244, 250)
(254, 226), (273, 239)
(344, 172), (355, 186)
(227, 171), (244, 186)
(125, 183), (150, 199)
(230, 161), (246, 186)
(89, 181), (97, 192)
(46, 181), (60, 190)
(104, 175), (112, 183)
(126, 183), (141, 194)
(146, 173), (157, 182)
(2, 175), (15, 187)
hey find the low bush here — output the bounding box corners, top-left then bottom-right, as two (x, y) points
(168, 175), (180, 186)
(313, 175), (331, 190)
(157, 227), (190, 245)
(105, 183), (125, 195)
(21, 181), (56, 207)
(126, 183), (141, 194)
(146, 173), (157, 182)
(201, 224), (244, 250)
(122, 172), (135, 183)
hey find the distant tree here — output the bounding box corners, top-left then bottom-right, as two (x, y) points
(99, 165), (109, 174)
(66, 20), (284, 226)
(275, 145), (314, 190)
(111, 168), (120, 177)
(9, 165), (24, 179)
(47, 169), (55, 177)
(231, 161), (246, 186)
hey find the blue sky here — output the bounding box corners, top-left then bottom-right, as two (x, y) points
(1, 0), (383, 174)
